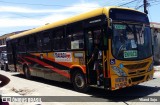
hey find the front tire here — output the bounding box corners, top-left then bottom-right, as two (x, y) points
(24, 66), (31, 79)
(72, 71), (89, 92)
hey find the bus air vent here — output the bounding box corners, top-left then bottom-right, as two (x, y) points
(124, 62), (149, 70)
(131, 76), (145, 82)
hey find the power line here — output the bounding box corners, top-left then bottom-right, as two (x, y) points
(136, 0), (160, 10)
(135, 0), (143, 9)
(0, 0), (98, 8)
(151, 2), (160, 5)
(102, 0), (139, 8)
(1, 0), (159, 20)
(118, 0), (139, 6)
(148, 0), (160, 4)
(102, 0), (127, 6)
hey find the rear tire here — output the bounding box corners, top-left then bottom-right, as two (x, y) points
(72, 71), (89, 92)
(24, 66), (31, 79)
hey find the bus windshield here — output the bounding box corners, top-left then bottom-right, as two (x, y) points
(112, 23), (152, 60)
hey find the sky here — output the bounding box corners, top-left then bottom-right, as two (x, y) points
(0, 0), (160, 36)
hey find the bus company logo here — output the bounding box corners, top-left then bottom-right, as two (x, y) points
(54, 52), (72, 62)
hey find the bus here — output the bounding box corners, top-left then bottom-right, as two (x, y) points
(150, 22), (160, 64)
(6, 6), (154, 92)
(0, 45), (8, 71)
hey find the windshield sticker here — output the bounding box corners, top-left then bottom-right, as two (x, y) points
(131, 40), (137, 48)
(124, 50), (137, 58)
(115, 24), (126, 30)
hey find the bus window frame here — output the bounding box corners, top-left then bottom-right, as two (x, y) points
(17, 39), (24, 54)
(41, 31), (52, 52)
(36, 32), (43, 53)
(26, 34), (37, 53)
(66, 21), (85, 51)
(51, 26), (66, 51)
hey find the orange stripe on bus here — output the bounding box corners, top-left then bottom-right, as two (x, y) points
(25, 57), (70, 78)
(31, 54), (72, 68)
(18, 56), (31, 64)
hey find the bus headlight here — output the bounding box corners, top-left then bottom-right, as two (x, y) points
(111, 66), (127, 76)
(148, 62), (153, 72)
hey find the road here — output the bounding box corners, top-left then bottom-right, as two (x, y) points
(0, 69), (160, 105)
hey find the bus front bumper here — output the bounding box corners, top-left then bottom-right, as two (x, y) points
(110, 70), (154, 90)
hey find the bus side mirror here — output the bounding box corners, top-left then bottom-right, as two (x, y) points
(108, 18), (112, 29)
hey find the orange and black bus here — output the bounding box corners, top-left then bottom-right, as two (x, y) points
(6, 6), (154, 92)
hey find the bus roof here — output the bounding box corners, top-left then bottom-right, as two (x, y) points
(7, 6), (144, 41)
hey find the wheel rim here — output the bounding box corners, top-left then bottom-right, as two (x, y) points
(75, 73), (85, 88)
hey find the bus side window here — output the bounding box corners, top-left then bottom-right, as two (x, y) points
(52, 27), (65, 51)
(42, 32), (51, 52)
(27, 35), (37, 52)
(66, 22), (84, 50)
(36, 33), (42, 52)
(17, 38), (26, 53)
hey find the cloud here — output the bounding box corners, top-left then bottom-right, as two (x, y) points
(0, 2), (100, 28)
(0, 13), (71, 27)
(0, 18), (42, 27)
(0, 3), (99, 13)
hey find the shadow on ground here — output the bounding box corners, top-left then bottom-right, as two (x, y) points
(12, 73), (160, 102)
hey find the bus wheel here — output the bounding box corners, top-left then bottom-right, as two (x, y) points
(24, 66), (31, 79)
(72, 71), (89, 92)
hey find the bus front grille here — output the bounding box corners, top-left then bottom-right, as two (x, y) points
(128, 70), (146, 75)
(131, 76), (145, 82)
(124, 62), (149, 70)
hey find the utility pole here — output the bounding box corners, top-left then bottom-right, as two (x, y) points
(144, 0), (148, 14)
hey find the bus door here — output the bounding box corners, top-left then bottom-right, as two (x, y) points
(85, 28), (104, 85)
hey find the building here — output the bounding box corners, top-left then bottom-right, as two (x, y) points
(150, 22), (160, 64)
(0, 30), (28, 46)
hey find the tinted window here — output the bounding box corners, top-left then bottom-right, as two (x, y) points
(51, 27), (65, 51)
(42, 32), (51, 52)
(17, 38), (26, 53)
(36, 33), (42, 52)
(27, 35), (37, 52)
(66, 22), (84, 50)
(110, 9), (149, 23)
